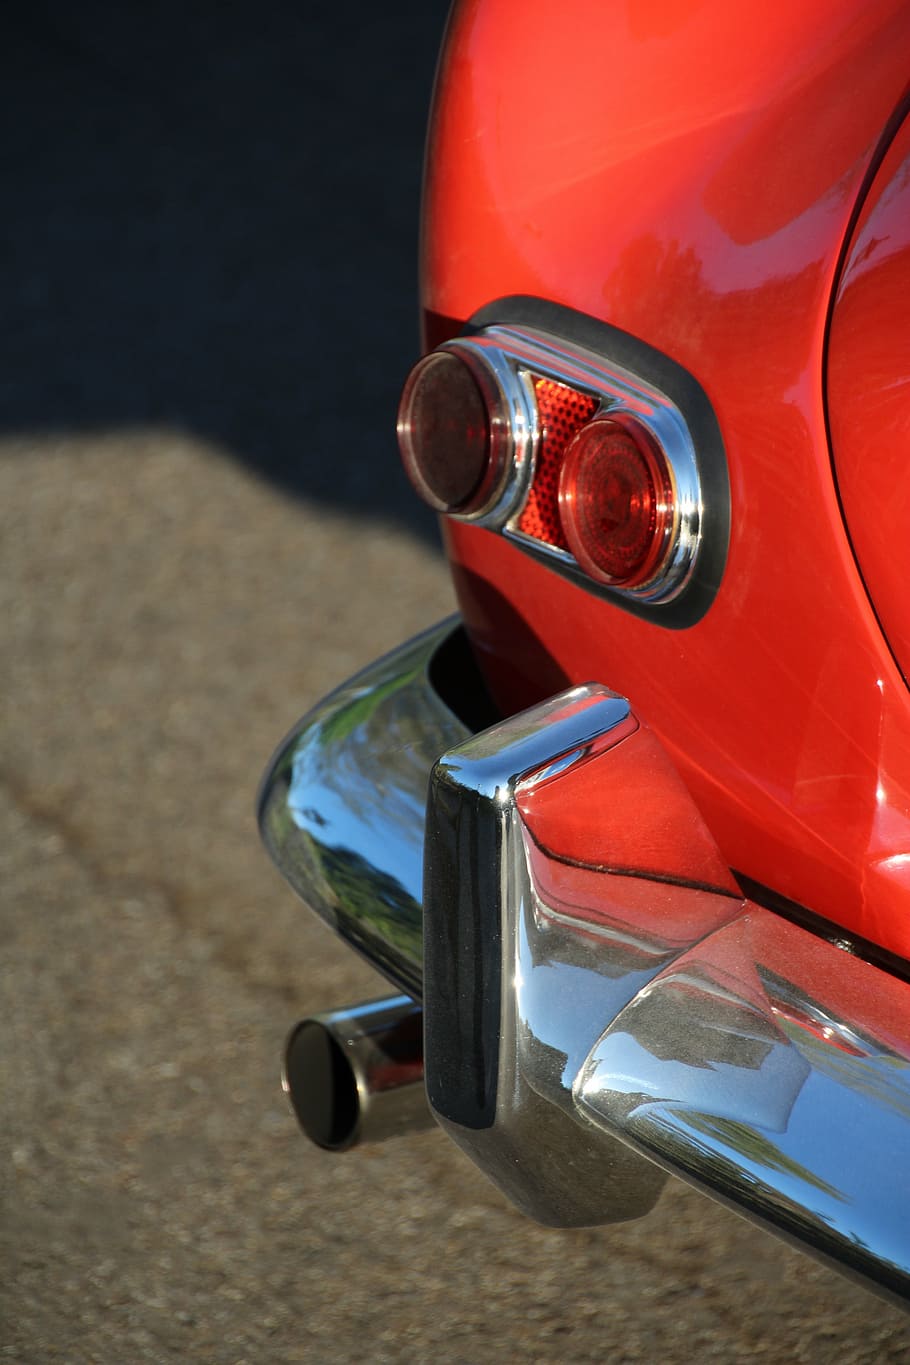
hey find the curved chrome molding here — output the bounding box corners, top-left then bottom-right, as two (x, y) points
(453, 324), (704, 604)
(423, 684), (741, 1227)
(576, 911), (910, 1302)
(257, 619), (469, 998)
(423, 683), (910, 1295)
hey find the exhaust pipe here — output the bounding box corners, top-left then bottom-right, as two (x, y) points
(282, 994), (433, 1151)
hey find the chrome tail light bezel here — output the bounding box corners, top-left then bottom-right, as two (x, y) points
(450, 323), (704, 604)
(402, 298), (730, 622)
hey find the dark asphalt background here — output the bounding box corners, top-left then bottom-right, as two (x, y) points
(2, 5), (908, 1361)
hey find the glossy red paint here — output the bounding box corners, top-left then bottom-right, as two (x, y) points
(422, 0), (910, 956)
(828, 114), (910, 692)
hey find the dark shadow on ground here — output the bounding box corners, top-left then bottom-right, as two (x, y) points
(1, 1), (451, 547)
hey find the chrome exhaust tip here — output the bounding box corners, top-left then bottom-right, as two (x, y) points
(282, 995), (433, 1151)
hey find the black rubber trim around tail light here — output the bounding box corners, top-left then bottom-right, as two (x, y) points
(466, 296), (731, 629)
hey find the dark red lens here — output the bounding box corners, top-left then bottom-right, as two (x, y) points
(397, 351), (492, 513)
(558, 417), (673, 587)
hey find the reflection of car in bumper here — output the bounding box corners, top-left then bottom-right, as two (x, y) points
(259, 619), (910, 1301)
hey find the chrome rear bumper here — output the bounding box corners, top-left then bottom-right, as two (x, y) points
(258, 620), (469, 998)
(259, 619), (910, 1304)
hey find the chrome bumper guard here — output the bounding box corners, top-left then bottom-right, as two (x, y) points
(259, 619), (910, 1303)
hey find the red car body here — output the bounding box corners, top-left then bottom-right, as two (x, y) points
(260, 0), (910, 1304)
(427, 0), (910, 962)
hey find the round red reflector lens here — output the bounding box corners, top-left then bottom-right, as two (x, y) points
(397, 351), (494, 513)
(558, 417), (674, 587)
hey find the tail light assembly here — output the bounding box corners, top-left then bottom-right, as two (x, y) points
(397, 318), (713, 607)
